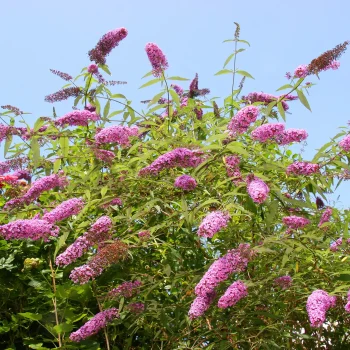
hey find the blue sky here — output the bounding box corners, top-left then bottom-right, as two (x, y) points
(1, 0), (349, 206)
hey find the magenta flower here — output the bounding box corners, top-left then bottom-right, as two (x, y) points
(188, 292), (216, 320)
(330, 237), (342, 252)
(94, 149), (115, 163)
(50, 69), (72, 81)
(247, 176), (270, 204)
(218, 280), (248, 309)
(294, 64), (309, 78)
(306, 290), (336, 328)
(55, 110), (100, 127)
(319, 208), (332, 228)
(286, 162), (319, 176)
(251, 123), (285, 143)
(276, 128), (308, 145)
(243, 92), (297, 111)
(0, 219), (59, 241)
(339, 135), (350, 152)
(197, 211), (231, 238)
(87, 64), (98, 73)
(70, 308), (119, 342)
(127, 302), (145, 314)
(95, 125), (138, 147)
(225, 155), (243, 184)
(228, 106), (259, 135)
(274, 275), (292, 289)
(174, 175), (197, 191)
(282, 215), (310, 229)
(194, 244), (252, 297)
(44, 87), (81, 103)
(171, 84), (184, 96)
(345, 290), (350, 313)
(108, 280), (142, 298)
(0, 157), (28, 175)
(138, 230), (151, 241)
(42, 198), (85, 224)
(100, 198), (123, 209)
(139, 148), (203, 176)
(145, 43), (169, 77)
(88, 28), (128, 65)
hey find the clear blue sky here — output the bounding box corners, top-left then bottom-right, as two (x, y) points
(1, 0), (349, 206)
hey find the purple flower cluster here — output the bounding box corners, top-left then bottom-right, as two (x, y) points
(50, 69), (72, 81)
(44, 87), (81, 103)
(282, 215), (310, 229)
(4, 173), (68, 210)
(0, 157), (28, 175)
(228, 106), (259, 135)
(247, 176), (270, 204)
(171, 84), (184, 96)
(145, 43), (169, 77)
(95, 125), (138, 147)
(0, 219), (59, 241)
(139, 148), (203, 176)
(127, 302), (145, 314)
(70, 308), (119, 342)
(138, 230), (151, 241)
(197, 211), (231, 238)
(274, 275), (292, 289)
(42, 198), (85, 224)
(88, 28), (128, 65)
(174, 175), (197, 191)
(101, 198), (123, 209)
(345, 290), (350, 313)
(195, 244), (252, 297)
(108, 280), (142, 298)
(251, 123), (285, 143)
(319, 208), (332, 228)
(286, 162), (320, 176)
(225, 156), (242, 184)
(339, 135), (350, 152)
(94, 149), (115, 163)
(242, 92), (297, 111)
(276, 128), (308, 145)
(306, 290), (336, 328)
(217, 280), (248, 309)
(12, 169), (31, 181)
(330, 237), (342, 252)
(188, 292), (216, 320)
(55, 216), (113, 266)
(294, 65), (309, 78)
(55, 110), (100, 127)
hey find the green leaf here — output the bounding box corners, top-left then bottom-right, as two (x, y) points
(111, 93), (127, 99)
(53, 322), (73, 334)
(4, 135), (12, 157)
(167, 76), (190, 81)
(297, 89), (311, 111)
(33, 118), (45, 132)
(277, 102), (286, 121)
(103, 100), (110, 119)
(223, 39), (235, 43)
(31, 137), (40, 167)
(18, 313), (42, 321)
(148, 91), (165, 107)
(264, 101), (277, 116)
(223, 49), (245, 68)
(100, 64), (111, 75)
(53, 158), (61, 173)
(238, 39), (250, 46)
(214, 69), (233, 76)
(142, 71), (153, 79)
(101, 186), (108, 198)
(139, 78), (161, 89)
(59, 136), (69, 158)
(169, 89), (180, 106)
(276, 84), (293, 92)
(108, 110), (124, 118)
(235, 70), (254, 79)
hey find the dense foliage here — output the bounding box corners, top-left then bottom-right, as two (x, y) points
(1, 24), (350, 349)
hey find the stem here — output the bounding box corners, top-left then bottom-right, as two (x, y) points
(49, 259), (62, 347)
(230, 39), (238, 118)
(97, 95), (144, 118)
(162, 71), (171, 133)
(92, 282), (110, 350)
(85, 74), (93, 108)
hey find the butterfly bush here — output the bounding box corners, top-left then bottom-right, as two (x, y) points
(55, 216), (113, 266)
(174, 175), (197, 191)
(242, 92), (297, 111)
(127, 302), (145, 314)
(227, 105), (259, 135)
(286, 162), (320, 176)
(95, 125), (138, 147)
(100, 197), (123, 209)
(330, 237), (342, 252)
(93, 149), (115, 163)
(282, 216), (310, 229)
(145, 43), (169, 77)
(42, 198), (85, 223)
(339, 134), (350, 152)
(0, 157), (28, 175)
(188, 292), (216, 320)
(274, 275), (293, 289)
(294, 64), (309, 78)
(44, 87), (81, 103)
(225, 155), (242, 184)
(0, 219), (59, 241)
(306, 290), (336, 328)
(12, 169), (31, 181)
(55, 110), (100, 127)
(319, 208), (332, 228)
(197, 211), (231, 238)
(70, 308), (119, 342)
(251, 123), (285, 143)
(194, 244), (252, 297)
(217, 280), (248, 309)
(276, 128), (308, 145)
(171, 84), (183, 96)
(88, 27), (128, 65)
(69, 241), (128, 284)
(108, 280), (142, 298)
(139, 148), (203, 176)
(345, 290), (350, 313)
(138, 230), (151, 240)
(4, 173), (68, 210)
(247, 176), (270, 204)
